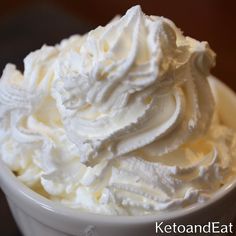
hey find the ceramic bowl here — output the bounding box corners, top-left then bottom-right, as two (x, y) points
(1, 77), (236, 236)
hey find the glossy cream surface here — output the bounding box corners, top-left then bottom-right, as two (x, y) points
(1, 6), (236, 215)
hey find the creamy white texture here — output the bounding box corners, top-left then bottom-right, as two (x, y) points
(1, 6), (236, 215)
(53, 6), (216, 165)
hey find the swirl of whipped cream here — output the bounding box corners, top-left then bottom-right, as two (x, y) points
(52, 6), (215, 165)
(1, 6), (236, 216)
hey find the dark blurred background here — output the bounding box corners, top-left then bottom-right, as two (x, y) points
(0, 0), (236, 235)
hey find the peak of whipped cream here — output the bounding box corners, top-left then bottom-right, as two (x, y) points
(1, 5), (236, 216)
(52, 5), (216, 165)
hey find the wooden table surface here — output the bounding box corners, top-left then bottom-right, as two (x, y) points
(0, 1), (236, 235)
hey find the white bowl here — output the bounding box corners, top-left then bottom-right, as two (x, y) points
(1, 78), (236, 236)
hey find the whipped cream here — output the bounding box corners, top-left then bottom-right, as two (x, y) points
(1, 6), (236, 215)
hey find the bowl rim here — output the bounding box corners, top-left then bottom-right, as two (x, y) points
(1, 158), (236, 225)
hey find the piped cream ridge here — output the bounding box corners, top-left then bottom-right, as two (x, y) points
(1, 6), (236, 215)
